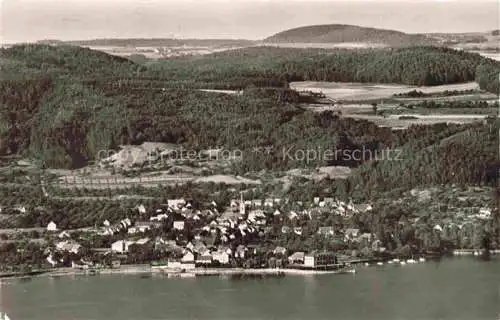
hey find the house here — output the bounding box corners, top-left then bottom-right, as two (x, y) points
(56, 240), (81, 254)
(313, 197), (320, 205)
(252, 199), (262, 207)
(173, 221), (185, 231)
(150, 213), (168, 221)
(344, 228), (360, 240)
(354, 203), (373, 213)
(120, 218), (132, 229)
(235, 245), (247, 259)
(181, 251), (195, 262)
(212, 250), (230, 265)
(128, 224), (151, 234)
(273, 246), (287, 256)
(167, 260), (182, 269)
(304, 252), (337, 268)
(281, 226), (291, 234)
(358, 233), (373, 243)
(288, 211), (298, 220)
(103, 220), (111, 227)
(135, 238), (150, 246)
(288, 251), (305, 264)
(323, 197), (335, 205)
(181, 251), (195, 270)
(293, 227), (303, 235)
(248, 210), (266, 223)
(136, 204), (146, 214)
(433, 225), (443, 232)
(46, 254), (57, 267)
(230, 199), (238, 207)
(168, 199), (186, 208)
(264, 199), (274, 207)
(47, 221), (57, 231)
(58, 231), (70, 239)
(273, 209), (281, 216)
(196, 250), (213, 265)
(317, 226), (335, 237)
(111, 240), (135, 253)
(15, 206), (27, 214)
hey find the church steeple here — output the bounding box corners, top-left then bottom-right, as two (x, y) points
(239, 191), (245, 215)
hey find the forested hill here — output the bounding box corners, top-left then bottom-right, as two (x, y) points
(0, 44), (498, 171)
(149, 46), (496, 88)
(0, 44), (145, 80)
(264, 24), (435, 46)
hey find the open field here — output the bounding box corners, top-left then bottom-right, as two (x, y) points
(290, 81), (481, 102)
(260, 42), (387, 49)
(83, 45), (249, 59)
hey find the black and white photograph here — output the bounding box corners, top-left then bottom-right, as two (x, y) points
(0, 0), (499, 319)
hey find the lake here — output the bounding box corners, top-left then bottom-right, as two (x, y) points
(1, 257), (499, 320)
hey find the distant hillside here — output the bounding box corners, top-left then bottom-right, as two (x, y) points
(0, 44), (143, 80)
(37, 38), (256, 48)
(264, 24), (435, 46)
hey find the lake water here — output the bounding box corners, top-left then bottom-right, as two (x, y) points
(1, 258), (499, 320)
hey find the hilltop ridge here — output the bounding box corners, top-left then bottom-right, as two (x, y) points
(264, 24), (435, 46)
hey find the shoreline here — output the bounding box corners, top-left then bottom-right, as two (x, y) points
(2, 254), (497, 281)
(1, 266), (354, 280)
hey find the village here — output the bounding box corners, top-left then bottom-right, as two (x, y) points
(30, 194), (378, 274)
(0, 188), (480, 278)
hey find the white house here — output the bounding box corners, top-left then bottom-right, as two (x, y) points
(168, 199), (186, 209)
(46, 254), (57, 267)
(181, 251), (195, 270)
(136, 204), (146, 214)
(58, 231), (70, 239)
(288, 211), (298, 220)
(173, 221), (185, 231)
(56, 240), (81, 254)
(47, 221), (57, 232)
(252, 199), (262, 207)
(433, 225), (443, 232)
(111, 240), (135, 253)
(264, 199), (274, 207)
(212, 251), (230, 264)
(135, 238), (150, 246)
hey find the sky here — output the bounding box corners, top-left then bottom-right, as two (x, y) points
(1, 0), (499, 43)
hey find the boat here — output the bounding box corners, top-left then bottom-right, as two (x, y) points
(407, 259), (416, 264)
(337, 268), (356, 274)
(387, 260), (394, 264)
(0, 312), (11, 320)
(393, 258), (400, 263)
(364, 262), (370, 267)
(419, 257), (426, 262)
(400, 261), (406, 265)
(376, 262), (383, 266)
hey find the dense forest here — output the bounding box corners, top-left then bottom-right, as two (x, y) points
(147, 46), (493, 88)
(0, 44), (498, 178)
(476, 62), (500, 94)
(263, 24), (434, 46)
